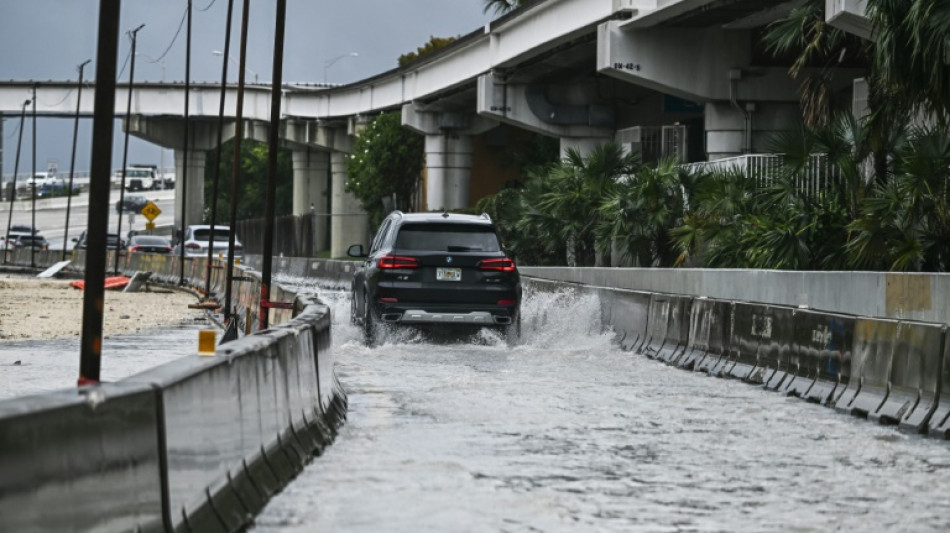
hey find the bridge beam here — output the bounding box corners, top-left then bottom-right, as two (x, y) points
(477, 72), (614, 158)
(174, 148), (205, 228)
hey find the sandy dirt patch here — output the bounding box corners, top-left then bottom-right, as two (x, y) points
(0, 275), (207, 341)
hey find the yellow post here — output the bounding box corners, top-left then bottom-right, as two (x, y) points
(198, 329), (216, 355)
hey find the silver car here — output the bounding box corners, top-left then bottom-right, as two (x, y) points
(173, 225), (243, 259)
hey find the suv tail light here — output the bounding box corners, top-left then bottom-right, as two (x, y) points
(129, 246), (141, 252)
(185, 242), (201, 250)
(379, 255), (419, 269)
(477, 258), (516, 272)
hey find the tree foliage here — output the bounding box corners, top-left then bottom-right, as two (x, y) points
(203, 139), (293, 223)
(345, 112), (424, 226)
(398, 36), (458, 67)
(482, 0), (526, 15)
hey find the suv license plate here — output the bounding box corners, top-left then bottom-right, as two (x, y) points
(437, 267), (461, 281)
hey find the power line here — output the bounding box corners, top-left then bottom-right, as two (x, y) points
(198, 0), (218, 12)
(152, 5), (188, 63)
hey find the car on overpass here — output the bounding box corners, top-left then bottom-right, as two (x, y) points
(348, 211), (522, 345)
(3, 231), (49, 251)
(115, 195), (149, 214)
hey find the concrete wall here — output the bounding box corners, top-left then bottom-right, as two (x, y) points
(520, 267), (950, 326)
(0, 251), (347, 532)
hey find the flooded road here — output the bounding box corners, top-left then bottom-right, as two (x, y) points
(253, 283), (950, 532)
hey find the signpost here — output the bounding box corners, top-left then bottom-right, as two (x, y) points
(141, 200), (161, 233)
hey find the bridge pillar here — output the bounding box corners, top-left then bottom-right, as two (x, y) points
(330, 151), (368, 258)
(292, 148), (330, 252)
(402, 103), (498, 211)
(174, 149), (206, 228)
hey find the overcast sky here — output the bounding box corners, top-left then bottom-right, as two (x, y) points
(1, 0), (494, 176)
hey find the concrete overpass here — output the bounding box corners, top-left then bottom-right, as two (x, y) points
(0, 0), (872, 257)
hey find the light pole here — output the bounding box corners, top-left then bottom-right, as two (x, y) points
(3, 99), (29, 265)
(115, 23), (145, 276)
(63, 59), (91, 261)
(136, 52), (166, 82)
(323, 52), (358, 84)
(212, 50), (257, 83)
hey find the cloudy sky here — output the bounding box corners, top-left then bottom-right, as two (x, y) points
(1, 0), (495, 175)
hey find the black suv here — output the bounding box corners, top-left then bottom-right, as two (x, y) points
(348, 211), (522, 344)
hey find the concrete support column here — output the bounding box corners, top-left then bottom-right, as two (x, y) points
(329, 151), (368, 258)
(174, 149), (206, 228)
(705, 101), (802, 160)
(424, 134), (474, 211)
(308, 151), (330, 251)
(291, 149), (313, 217)
(559, 137), (604, 158)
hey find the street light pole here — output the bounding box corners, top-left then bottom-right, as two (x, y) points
(3, 99), (29, 265)
(115, 23), (145, 276)
(323, 52), (358, 84)
(63, 59), (91, 261)
(212, 50), (258, 83)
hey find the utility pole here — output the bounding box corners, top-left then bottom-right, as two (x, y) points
(115, 23), (144, 276)
(178, 0), (192, 286)
(79, 0), (121, 387)
(30, 84), (37, 268)
(63, 59), (91, 261)
(3, 99), (30, 265)
(205, 0), (236, 301)
(222, 0), (251, 341)
(259, 0), (290, 330)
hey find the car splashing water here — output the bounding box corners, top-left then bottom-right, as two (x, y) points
(257, 276), (950, 532)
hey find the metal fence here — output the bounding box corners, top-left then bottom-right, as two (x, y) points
(683, 154), (843, 197)
(236, 213), (315, 258)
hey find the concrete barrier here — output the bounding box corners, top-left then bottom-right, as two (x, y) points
(0, 383), (167, 532)
(1, 252), (346, 531)
(693, 299), (732, 374)
(640, 294), (671, 359)
(755, 306), (795, 390)
(726, 303), (763, 380)
(656, 296), (691, 364)
(928, 333), (950, 439)
(783, 310), (854, 405)
(835, 318), (899, 417)
(598, 288), (651, 352)
(890, 322), (944, 432)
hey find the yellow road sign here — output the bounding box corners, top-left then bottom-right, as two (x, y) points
(141, 201), (162, 221)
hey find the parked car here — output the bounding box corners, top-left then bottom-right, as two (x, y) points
(128, 235), (173, 254)
(115, 195), (149, 214)
(73, 230), (125, 250)
(4, 231), (49, 250)
(348, 211), (522, 345)
(172, 225), (243, 259)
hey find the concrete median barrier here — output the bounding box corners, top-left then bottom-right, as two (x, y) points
(0, 383), (166, 532)
(783, 310), (854, 405)
(640, 294), (671, 359)
(835, 318), (899, 417)
(599, 289), (651, 352)
(656, 296), (692, 364)
(694, 300), (733, 374)
(928, 333), (950, 439)
(726, 303), (763, 380)
(890, 322), (944, 432)
(756, 306), (795, 390)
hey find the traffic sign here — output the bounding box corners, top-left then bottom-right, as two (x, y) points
(145, 222), (156, 231)
(141, 201), (162, 221)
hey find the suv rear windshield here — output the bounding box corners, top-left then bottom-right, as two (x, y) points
(394, 223), (501, 252)
(193, 229), (230, 242)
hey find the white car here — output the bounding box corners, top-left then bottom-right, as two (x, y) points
(173, 225), (244, 259)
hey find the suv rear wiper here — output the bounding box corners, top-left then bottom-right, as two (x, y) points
(447, 245), (482, 252)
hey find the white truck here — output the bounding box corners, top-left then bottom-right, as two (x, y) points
(111, 165), (159, 190)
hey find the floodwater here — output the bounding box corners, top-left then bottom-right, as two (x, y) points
(0, 319), (215, 399)
(252, 280), (950, 532)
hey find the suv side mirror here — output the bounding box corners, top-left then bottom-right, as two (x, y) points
(347, 244), (366, 258)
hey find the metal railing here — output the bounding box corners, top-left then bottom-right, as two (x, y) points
(683, 154), (843, 197)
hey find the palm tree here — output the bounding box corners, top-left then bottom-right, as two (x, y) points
(482, 0), (525, 16)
